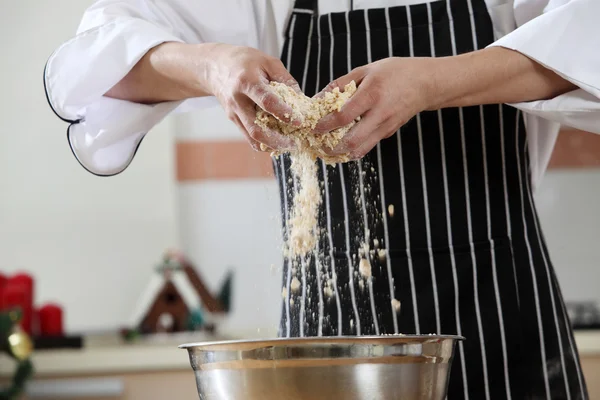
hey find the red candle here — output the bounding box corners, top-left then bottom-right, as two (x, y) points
(0, 272), (6, 310)
(2, 283), (28, 329)
(5, 273), (34, 334)
(38, 303), (64, 336)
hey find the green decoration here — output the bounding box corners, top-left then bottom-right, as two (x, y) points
(0, 309), (34, 400)
(120, 328), (141, 343)
(217, 271), (233, 313)
(186, 309), (204, 331)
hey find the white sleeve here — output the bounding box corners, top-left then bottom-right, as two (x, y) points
(488, 0), (600, 135)
(44, 0), (263, 176)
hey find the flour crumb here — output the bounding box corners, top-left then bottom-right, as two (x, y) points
(291, 277), (301, 293)
(373, 238), (380, 249)
(324, 286), (334, 298)
(358, 279), (365, 290)
(392, 298), (401, 313)
(388, 204), (395, 217)
(282, 287), (288, 299)
(359, 258), (372, 278)
(290, 298), (295, 306)
(350, 319), (354, 329)
(378, 249), (387, 263)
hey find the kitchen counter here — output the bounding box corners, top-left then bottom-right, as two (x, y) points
(0, 331), (228, 377)
(1, 330), (598, 377)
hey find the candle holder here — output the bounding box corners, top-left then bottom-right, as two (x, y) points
(0, 309), (34, 400)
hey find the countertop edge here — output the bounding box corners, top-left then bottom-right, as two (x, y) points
(1, 330), (598, 377)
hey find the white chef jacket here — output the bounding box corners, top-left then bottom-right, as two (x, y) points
(44, 0), (600, 188)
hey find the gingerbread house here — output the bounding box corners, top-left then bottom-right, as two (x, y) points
(129, 251), (232, 334)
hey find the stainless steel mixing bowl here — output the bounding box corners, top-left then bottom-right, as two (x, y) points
(180, 335), (464, 400)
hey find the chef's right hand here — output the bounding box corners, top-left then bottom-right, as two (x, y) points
(203, 43), (298, 151)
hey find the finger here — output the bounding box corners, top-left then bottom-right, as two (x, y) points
(238, 97), (296, 150)
(259, 143), (275, 153)
(314, 79), (375, 134)
(313, 68), (366, 100)
(230, 113), (263, 151)
(264, 59), (304, 95)
(325, 110), (382, 156)
(348, 120), (398, 160)
(245, 82), (301, 126)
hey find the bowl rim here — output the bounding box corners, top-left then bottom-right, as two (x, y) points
(178, 334), (466, 350)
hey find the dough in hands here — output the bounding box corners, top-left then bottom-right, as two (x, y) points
(255, 81), (359, 164)
(254, 81), (359, 257)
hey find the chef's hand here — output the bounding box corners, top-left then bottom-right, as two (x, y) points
(314, 47), (577, 160)
(313, 57), (434, 160)
(204, 44), (299, 151)
(107, 42), (297, 152)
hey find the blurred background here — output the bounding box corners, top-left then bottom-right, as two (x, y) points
(0, 0), (599, 399)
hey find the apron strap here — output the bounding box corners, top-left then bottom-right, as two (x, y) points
(291, 0), (354, 14)
(292, 0), (318, 13)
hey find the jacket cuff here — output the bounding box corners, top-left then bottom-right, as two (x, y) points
(44, 17), (183, 121)
(488, 0), (600, 98)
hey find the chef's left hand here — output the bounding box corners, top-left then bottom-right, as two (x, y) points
(314, 57), (437, 160)
(314, 48), (577, 160)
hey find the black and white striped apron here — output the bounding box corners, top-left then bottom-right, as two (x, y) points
(273, 0), (589, 398)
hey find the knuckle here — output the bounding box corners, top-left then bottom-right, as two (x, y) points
(346, 137), (361, 151)
(259, 92), (275, 109)
(248, 125), (264, 141)
(267, 57), (285, 69)
(327, 79), (341, 91)
(249, 141), (261, 152)
(225, 110), (237, 122)
(233, 71), (253, 91)
(334, 111), (354, 127)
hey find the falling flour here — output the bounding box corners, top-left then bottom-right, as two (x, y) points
(377, 249), (387, 263)
(290, 276), (301, 293)
(256, 81), (359, 257)
(388, 204), (395, 218)
(392, 298), (401, 313)
(358, 258), (372, 278)
(256, 81), (409, 334)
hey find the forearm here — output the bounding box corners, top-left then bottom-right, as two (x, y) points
(105, 41), (216, 104)
(430, 46), (577, 110)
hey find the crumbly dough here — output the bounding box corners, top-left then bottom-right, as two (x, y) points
(255, 81), (359, 257)
(377, 249), (387, 263)
(255, 81), (359, 164)
(359, 258), (372, 278)
(291, 276), (301, 292)
(392, 298), (401, 313)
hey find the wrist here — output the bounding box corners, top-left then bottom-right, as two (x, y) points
(146, 42), (218, 99)
(425, 53), (476, 111)
(426, 47), (577, 110)
(186, 43), (225, 97)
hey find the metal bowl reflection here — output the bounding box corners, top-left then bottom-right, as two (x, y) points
(180, 335), (464, 400)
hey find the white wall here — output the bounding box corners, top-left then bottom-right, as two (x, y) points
(535, 169), (600, 303)
(0, 1), (179, 332)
